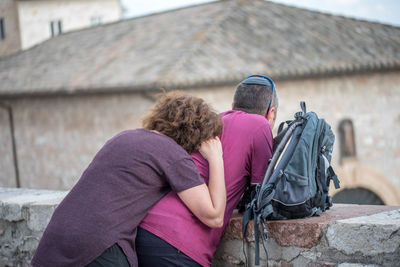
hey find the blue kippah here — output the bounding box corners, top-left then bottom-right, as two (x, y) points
(240, 74), (276, 115)
(241, 75), (274, 87)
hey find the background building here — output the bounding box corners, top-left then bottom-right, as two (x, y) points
(0, 0), (122, 57)
(0, 0), (399, 205)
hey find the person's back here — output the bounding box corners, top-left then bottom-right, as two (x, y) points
(138, 75), (279, 266)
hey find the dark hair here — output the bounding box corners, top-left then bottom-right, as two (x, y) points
(142, 91), (222, 154)
(232, 83), (278, 115)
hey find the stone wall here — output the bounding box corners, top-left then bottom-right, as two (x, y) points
(0, 93), (154, 189)
(1, 187), (399, 267)
(17, 0), (122, 49)
(0, 70), (399, 203)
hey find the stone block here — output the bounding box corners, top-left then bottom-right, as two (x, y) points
(25, 203), (60, 232)
(0, 188), (66, 223)
(0, 187), (66, 266)
(326, 209), (400, 256)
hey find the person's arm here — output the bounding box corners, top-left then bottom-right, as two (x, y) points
(177, 137), (226, 228)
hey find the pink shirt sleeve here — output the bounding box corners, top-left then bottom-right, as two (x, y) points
(250, 122), (274, 184)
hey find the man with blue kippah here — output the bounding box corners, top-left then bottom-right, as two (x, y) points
(136, 75), (278, 267)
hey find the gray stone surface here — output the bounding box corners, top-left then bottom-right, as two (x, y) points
(0, 187), (67, 266)
(1, 188), (400, 267)
(214, 205), (400, 267)
(0, 188), (66, 221)
(326, 210), (400, 256)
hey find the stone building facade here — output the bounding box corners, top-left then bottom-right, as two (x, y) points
(0, 0), (122, 57)
(0, 0), (21, 57)
(1, 0), (399, 205)
(1, 71), (399, 204)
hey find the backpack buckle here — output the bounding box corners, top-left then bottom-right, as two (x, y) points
(262, 221), (269, 241)
(294, 111), (303, 120)
(295, 101), (307, 119)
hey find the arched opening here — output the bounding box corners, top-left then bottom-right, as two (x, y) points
(331, 164), (400, 205)
(333, 187), (384, 205)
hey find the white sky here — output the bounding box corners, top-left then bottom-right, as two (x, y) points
(120, 0), (400, 26)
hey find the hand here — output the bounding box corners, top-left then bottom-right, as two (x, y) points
(199, 137), (223, 162)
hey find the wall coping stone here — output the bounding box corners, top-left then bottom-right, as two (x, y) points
(224, 204), (399, 248)
(1, 187), (399, 267)
(216, 204), (400, 266)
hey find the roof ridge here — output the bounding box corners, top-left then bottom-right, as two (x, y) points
(157, 0), (240, 86)
(123, 0), (221, 21)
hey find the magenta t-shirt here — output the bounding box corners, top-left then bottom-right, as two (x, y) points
(31, 129), (204, 267)
(139, 110), (273, 266)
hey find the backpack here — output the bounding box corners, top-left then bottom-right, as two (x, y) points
(241, 101), (340, 266)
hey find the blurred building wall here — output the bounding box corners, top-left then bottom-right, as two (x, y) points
(0, 106), (17, 187)
(0, 0), (122, 57)
(1, 70), (399, 205)
(272, 71), (400, 205)
(0, 93), (153, 189)
(0, 0), (21, 57)
(17, 0), (122, 50)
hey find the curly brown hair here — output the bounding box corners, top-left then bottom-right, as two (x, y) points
(143, 91), (222, 154)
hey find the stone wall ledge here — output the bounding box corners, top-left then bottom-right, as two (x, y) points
(214, 204), (400, 267)
(1, 187), (399, 267)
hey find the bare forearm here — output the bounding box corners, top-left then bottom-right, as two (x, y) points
(206, 157), (226, 226)
(177, 157), (226, 228)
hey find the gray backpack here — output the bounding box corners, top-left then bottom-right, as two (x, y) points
(242, 102), (340, 266)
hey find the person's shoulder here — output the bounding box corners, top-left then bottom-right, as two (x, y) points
(108, 129), (176, 148)
(222, 110), (270, 127)
(143, 131), (190, 157)
(114, 129), (166, 140)
(122, 129), (190, 158)
(110, 129), (143, 139)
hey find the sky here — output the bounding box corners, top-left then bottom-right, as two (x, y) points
(120, 0), (400, 27)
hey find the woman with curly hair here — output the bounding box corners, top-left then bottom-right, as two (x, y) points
(32, 92), (225, 267)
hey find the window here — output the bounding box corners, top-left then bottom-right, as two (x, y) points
(50, 20), (62, 37)
(90, 17), (102, 26)
(338, 119), (356, 161)
(0, 18), (5, 41)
